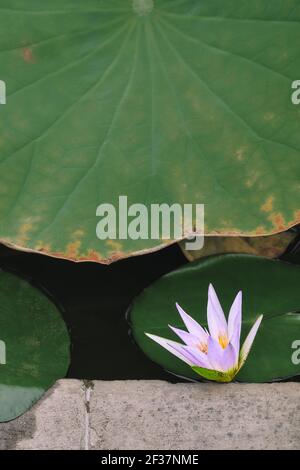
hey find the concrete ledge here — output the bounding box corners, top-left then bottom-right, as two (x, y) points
(0, 380), (300, 450)
(0, 380), (86, 450)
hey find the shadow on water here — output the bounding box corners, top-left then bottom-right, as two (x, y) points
(0, 243), (188, 382)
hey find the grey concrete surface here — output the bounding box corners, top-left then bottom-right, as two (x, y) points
(0, 380), (300, 450)
(0, 380), (86, 450)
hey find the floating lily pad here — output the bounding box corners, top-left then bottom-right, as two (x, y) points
(180, 231), (296, 262)
(0, 1), (300, 263)
(0, 270), (70, 421)
(131, 255), (300, 382)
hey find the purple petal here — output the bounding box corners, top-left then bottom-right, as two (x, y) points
(206, 336), (224, 371)
(207, 337), (238, 373)
(239, 315), (263, 367)
(229, 327), (241, 356)
(220, 343), (238, 372)
(168, 325), (202, 347)
(228, 291), (242, 339)
(170, 344), (212, 369)
(176, 303), (208, 342)
(145, 333), (193, 366)
(207, 284), (228, 340)
(228, 291), (242, 352)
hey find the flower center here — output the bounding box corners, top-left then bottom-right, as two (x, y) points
(218, 334), (229, 349)
(197, 342), (208, 354)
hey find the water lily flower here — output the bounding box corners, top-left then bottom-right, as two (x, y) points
(145, 284), (263, 382)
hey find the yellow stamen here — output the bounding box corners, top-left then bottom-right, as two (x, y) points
(218, 335), (229, 349)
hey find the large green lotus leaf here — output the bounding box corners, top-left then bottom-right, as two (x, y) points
(0, 1), (300, 263)
(0, 270), (70, 421)
(131, 255), (300, 382)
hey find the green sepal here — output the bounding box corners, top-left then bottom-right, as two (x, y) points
(192, 366), (236, 383)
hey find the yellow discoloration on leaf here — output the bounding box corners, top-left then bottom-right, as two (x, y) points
(105, 239), (123, 251)
(16, 217), (40, 245)
(263, 112), (275, 121)
(234, 146), (247, 161)
(268, 212), (287, 232)
(268, 213), (286, 231)
(255, 226), (267, 235)
(73, 229), (85, 239)
(261, 196), (274, 213)
(66, 240), (81, 258)
(18, 223), (33, 240)
(245, 180), (252, 188)
(245, 170), (261, 188)
(294, 210), (300, 221)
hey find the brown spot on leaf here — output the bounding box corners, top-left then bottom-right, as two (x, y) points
(36, 243), (51, 253)
(22, 47), (35, 63)
(78, 250), (103, 263)
(107, 251), (127, 263)
(51, 251), (66, 259)
(268, 213), (286, 231)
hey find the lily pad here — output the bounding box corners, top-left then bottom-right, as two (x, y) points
(0, 270), (70, 422)
(180, 231), (296, 262)
(131, 255), (300, 382)
(0, 1), (299, 263)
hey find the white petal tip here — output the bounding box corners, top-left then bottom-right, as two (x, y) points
(239, 314), (264, 366)
(255, 314), (264, 327)
(145, 332), (161, 342)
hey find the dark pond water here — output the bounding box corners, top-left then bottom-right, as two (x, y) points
(0, 242), (188, 381)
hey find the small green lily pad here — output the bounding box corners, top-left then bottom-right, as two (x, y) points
(0, 269), (70, 422)
(131, 255), (300, 383)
